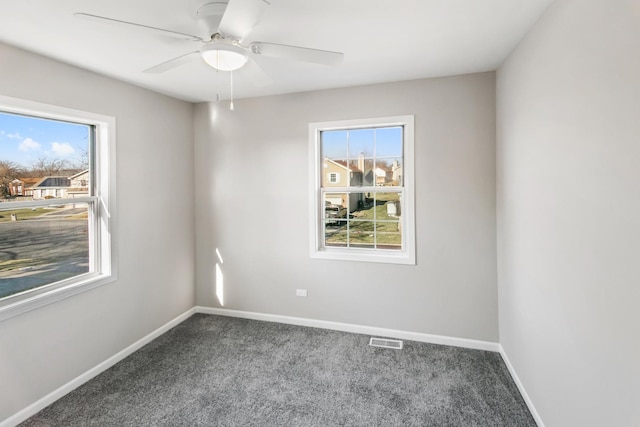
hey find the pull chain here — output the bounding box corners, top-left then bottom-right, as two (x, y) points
(229, 70), (235, 111)
(216, 69), (220, 103)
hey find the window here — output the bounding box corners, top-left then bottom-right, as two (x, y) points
(309, 115), (415, 264)
(0, 95), (116, 321)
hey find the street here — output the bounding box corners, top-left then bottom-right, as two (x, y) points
(0, 219), (89, 298)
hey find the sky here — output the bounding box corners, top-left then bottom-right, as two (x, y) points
(0, 111), (89, 168)
(322, 126), (403, 160)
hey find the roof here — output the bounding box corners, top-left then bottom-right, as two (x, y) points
(11, 177), (41, 186)
(69, 169), (89, 179)
(324, 158), (362, 173)
(29, 176), (70, 188)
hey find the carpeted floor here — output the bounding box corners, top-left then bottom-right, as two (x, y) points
(21, 314), (536, 426)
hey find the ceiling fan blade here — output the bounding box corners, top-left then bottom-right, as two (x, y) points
(143, 51), (200, 73)
(243, 59), (272, 87)
(74, 13), (203, 42)
(218, 0), (270, 41)
(250, 42), (344, 66)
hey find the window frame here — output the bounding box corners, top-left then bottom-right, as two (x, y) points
(309, 115), (415, 265)
(0, 95), (117, 321)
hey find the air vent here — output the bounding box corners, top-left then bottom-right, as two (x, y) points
(369, 337), (403, 350)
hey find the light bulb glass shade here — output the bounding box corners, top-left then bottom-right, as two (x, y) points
(200, 44), (248, 71)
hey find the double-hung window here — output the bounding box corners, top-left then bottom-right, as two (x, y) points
(309, 115), (415, 264)
(0, 96), (116, 320)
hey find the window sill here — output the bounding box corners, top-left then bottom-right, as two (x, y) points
(311, 247), (416, 265)
(0, 273), (116, 322)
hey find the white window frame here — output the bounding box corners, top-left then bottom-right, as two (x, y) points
(309, 115), (415, 265)
(0, 95), (117, 321)
(328, 172), (339, 184)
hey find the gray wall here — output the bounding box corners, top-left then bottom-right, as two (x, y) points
(497, 0), (640, 425)
(0, 43), (195, 420)
(195, 73), (498, 342)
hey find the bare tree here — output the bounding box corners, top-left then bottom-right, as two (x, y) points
(25, 157), (72, 178)
(71, 146), (89, 172)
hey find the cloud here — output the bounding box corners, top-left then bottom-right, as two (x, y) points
(50, 142), (76, 157)
(19, 137), (42, 151)
(7, 132), (22, 140)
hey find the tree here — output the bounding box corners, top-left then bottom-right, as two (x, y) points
(23, 157), (83, 178)
(27, 157), (67, 177)
(71, 146), (89, 172)
(0, 160), (24, 198)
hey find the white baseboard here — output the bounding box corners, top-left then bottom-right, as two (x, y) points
(499, 345), (545, 427)
(1, 307), (196, 427)
(195, 306), (501, 352)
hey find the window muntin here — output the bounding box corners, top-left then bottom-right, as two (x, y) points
(0, 96), (115, 320)
(309, 116), (415, 265)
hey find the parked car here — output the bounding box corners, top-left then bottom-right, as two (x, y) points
(325, 205), (347, 225)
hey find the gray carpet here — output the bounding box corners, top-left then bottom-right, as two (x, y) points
(21, 314), (536, 426)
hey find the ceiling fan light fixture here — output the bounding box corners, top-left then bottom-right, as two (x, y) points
(200, 43), (248, 71)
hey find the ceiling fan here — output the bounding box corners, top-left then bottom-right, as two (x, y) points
(74, 0), (344, 77)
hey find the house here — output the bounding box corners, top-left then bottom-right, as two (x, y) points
(0, 2), (638, 427)
(391, 160), (402, 185)
(322, 158), (362, 211)
(25, 170), (89, 200)
(67, 169), (90, 198)
(69, 169), (89, 188)
(28, 176), (70, 199)
(8, 177), (40, 197)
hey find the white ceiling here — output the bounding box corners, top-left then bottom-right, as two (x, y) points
(0, 0), (554, 103)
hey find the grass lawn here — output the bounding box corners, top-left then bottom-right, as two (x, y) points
(351, 192), (400, 221)
(325, 223), (401, 247)
(0, 206), (88, 223)
(0, 208), (46, 222)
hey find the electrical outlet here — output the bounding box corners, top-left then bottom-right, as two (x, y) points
(296, 289), (307, 297)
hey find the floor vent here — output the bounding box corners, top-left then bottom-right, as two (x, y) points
(369, 337), (403, 350)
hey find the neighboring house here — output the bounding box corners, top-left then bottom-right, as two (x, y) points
(8, 177), (41, 197)
(375, 167), (388, 186)
(67, 169), (90, 198)
(322, 158), (363, 212)
(69, 169), (89, 187)
(372, 161), (402, 186)
(29, 176), (71, 199)
(391, 160), (402, 185)
(28, 170), (89, 200)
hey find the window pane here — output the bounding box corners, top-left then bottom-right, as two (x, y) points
(376, 192), (402, 219)
(348, 129), (374, 158)
(375, 158), (403, 186)
(1, 111), (91, 201)
(0, 203), (90, 299)
(323, 192), (348, 212)
(375, 127), (403, 158)
(376, 223), (402, 250)
(322, 159), (348, 187)
(348, 158), (373, 187)
(321, 130), (347, 160)
(349, 221), (375, 248)
(325, 223), (347, 247)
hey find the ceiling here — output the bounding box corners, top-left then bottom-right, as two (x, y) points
(0, 0), (554, 103)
